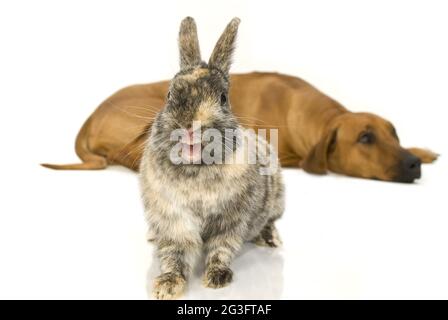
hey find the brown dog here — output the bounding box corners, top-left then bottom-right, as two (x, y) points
(42, 72), (438, 182)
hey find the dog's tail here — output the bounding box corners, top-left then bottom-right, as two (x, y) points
(41, 117), (108, 170)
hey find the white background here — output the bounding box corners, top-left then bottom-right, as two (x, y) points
(0, 0), (447, 299)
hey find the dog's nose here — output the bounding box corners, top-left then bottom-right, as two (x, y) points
(405, 155), (421, 173)
(396, 154), (421, 183)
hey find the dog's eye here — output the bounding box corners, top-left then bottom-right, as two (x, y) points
(358, 132), (375, 144)
(220, 93), (227, 106)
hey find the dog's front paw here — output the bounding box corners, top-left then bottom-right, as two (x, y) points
(408, 148), (439, 164)
(153, 272), (186, 300)
(203, 267), (233, 289)
(419, 150), (439, 163)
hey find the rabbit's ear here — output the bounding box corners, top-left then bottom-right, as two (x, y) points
(179, 17), (202, 69)
(209, 18), (240, 74)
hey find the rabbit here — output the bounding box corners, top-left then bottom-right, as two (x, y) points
(140, 17), (284, 300)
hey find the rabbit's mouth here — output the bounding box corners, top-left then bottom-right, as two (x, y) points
(179, 142), (203, 163)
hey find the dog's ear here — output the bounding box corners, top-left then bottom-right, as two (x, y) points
(209, 18), (240, 74)
(301, 129), (338, 174)
(179, 17), (202, 69)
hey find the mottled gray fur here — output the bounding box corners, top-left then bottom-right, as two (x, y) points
(179, 17), (201, 69)
(140, 17), (284, 300)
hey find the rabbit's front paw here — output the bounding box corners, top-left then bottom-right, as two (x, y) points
(203, 266), (233, 289)
(153, 272), (186, 300)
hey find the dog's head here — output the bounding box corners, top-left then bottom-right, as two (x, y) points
(301, 112), (421, 183)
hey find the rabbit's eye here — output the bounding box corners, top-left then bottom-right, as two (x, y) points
(167, 91), (171, 100)
(220, 93), (227, 106)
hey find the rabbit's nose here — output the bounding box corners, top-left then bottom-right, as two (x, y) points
(187, 128), (194, 141)
(181, 127), (196, 144)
